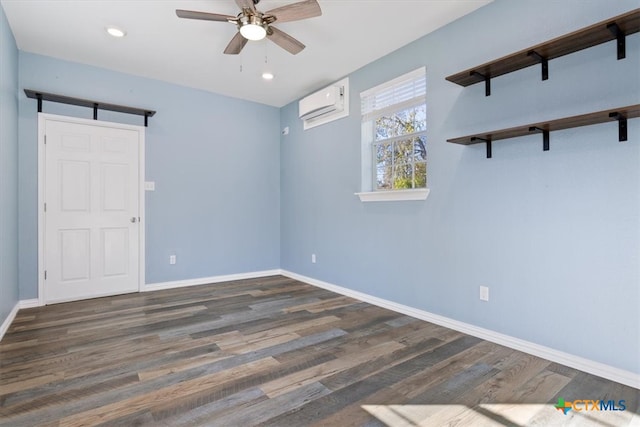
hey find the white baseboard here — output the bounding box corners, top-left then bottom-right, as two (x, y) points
(0, 299), (43, 342)
(142, 269), (282, 292)
(19, 298), (41, 309)
(0, 302), (20, 342)
(281, 270), (640, 390)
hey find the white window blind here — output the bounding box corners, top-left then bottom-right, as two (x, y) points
(360, 67), (426, 121)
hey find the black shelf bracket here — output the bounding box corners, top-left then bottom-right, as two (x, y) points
(609, 112), (628, 141)
(527, 50), (549, 81)
(529, 126), (550, 151)
(470, 71), (491, 96)
(472, 136), (492, 158)
(25, 89), (156, 127)
(607, 23), (626, 60)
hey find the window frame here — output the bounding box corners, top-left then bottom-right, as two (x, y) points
(356, 67), (429, 202)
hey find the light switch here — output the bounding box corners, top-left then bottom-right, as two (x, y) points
(145, 181), (155, 191)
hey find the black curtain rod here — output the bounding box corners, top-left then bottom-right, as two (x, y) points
(24, 89), (156, 127)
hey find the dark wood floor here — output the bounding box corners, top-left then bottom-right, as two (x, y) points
(1, 275), (638, 426)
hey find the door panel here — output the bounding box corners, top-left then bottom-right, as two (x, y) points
(102, 227), (129, 277)
(60, 160), (90, 211)
(102, 163), (128, 211)
(59, 229), (91, 281)
(44, 118), (141, 303)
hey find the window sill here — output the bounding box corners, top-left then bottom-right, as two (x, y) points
(355, 188), (430, 202)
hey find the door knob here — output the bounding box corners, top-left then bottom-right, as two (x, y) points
(130, 217), (137, 223)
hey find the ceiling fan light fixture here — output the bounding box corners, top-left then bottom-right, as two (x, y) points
(240, 23), (266, 40)
(262, 72), (274, 80)
(238, 14), (267, 41)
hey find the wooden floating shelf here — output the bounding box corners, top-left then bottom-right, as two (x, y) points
(24, 89), (156, 126)
(446, 9), (640, 94)
(447, 104), (640, 158)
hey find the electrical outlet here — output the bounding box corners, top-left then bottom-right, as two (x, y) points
(169, 255), (176, 265)
(480, 286), (489, 301)
(311, 254), (316, 263)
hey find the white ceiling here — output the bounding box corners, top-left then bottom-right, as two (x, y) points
(1, 0), (492, 107)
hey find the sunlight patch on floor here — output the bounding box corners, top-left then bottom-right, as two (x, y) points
(361, 403), (638, 426)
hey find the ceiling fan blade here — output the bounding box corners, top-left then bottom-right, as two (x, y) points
(267, 26), (305, 55)
(224, 32), (249, 54)
(235, 0), (256, 13)
(176, 9), (236, 22)
(265, 0), (321, 23)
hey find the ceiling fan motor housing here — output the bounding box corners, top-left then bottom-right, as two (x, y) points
(238, 12), (265, 28)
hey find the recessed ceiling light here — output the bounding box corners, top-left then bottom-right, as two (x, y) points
(262, 72), (274, 80)
(106, 26), (126, 38)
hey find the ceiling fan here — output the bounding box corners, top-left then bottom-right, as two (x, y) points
(176, 0), (322, 55)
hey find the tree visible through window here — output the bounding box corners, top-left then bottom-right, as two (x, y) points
(361, 68), (427, 191)
(374, 105), (426, 189)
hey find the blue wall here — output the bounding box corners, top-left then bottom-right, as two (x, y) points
(280, 0), (640, 374)
(17, 53), (281, 298)
(0, 5), (19, 324)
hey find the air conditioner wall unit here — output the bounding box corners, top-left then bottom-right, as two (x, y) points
(298, 78), (349, 130)
(299, 86), (342, 120)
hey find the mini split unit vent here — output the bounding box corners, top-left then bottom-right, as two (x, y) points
(299, 78), (349, 130)
(299, 87), (341, 120)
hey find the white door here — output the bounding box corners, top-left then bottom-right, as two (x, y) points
(43, 116), (142, 303)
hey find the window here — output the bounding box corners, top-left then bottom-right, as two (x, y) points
(358, 68), (428, 201)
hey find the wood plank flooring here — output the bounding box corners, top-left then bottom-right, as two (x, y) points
(1, 275), (638, 426)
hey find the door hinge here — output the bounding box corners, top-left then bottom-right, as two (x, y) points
(44, 270), (47, 280)
(44, 203), (47, 212)
(44, 135), (47, 144)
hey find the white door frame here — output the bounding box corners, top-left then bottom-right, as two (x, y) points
(37, 113), (146, 305)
